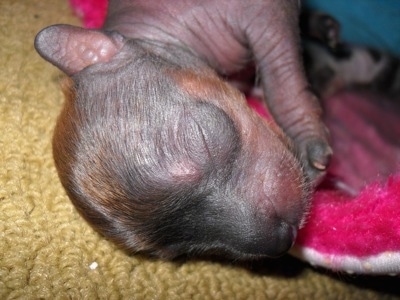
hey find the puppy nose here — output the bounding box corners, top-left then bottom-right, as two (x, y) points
(235, 221), (298, 258)
(268, 223), (298, 257)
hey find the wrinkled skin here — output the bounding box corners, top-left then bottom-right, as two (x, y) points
(34, 0), (331, 259)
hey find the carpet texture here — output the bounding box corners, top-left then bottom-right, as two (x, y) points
(0, 0), (399, 298)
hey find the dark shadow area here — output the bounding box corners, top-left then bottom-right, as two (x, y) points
(315, 267), (400, 296)
(169, 253), (400, 297)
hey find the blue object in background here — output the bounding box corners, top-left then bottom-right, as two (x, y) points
(304, 0), (400, 55)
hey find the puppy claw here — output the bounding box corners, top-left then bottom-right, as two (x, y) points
(301, 138), (332, 186)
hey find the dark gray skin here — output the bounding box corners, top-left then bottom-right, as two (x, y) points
(34, 0), (331, 259)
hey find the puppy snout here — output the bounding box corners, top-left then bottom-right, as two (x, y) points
(230, 221), (298, 258)
(267, 222), (298, 257)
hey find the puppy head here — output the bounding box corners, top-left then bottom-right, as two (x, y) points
(36, 25), (310, 259)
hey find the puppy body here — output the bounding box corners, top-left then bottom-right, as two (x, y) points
(34, 0), (331, 259)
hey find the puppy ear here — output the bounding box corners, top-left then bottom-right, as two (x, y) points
(34, 24), (124, 75)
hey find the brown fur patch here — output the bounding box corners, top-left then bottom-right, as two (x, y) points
(171, 68), (245, 106)
(171, 67), (292, 150)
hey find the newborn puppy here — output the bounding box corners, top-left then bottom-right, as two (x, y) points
(34, 0), (331, 259)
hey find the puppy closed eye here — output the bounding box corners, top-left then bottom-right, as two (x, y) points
(174, 101), (241, 171)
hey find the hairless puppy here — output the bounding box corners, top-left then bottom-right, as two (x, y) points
(34, 0), (332, 259)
